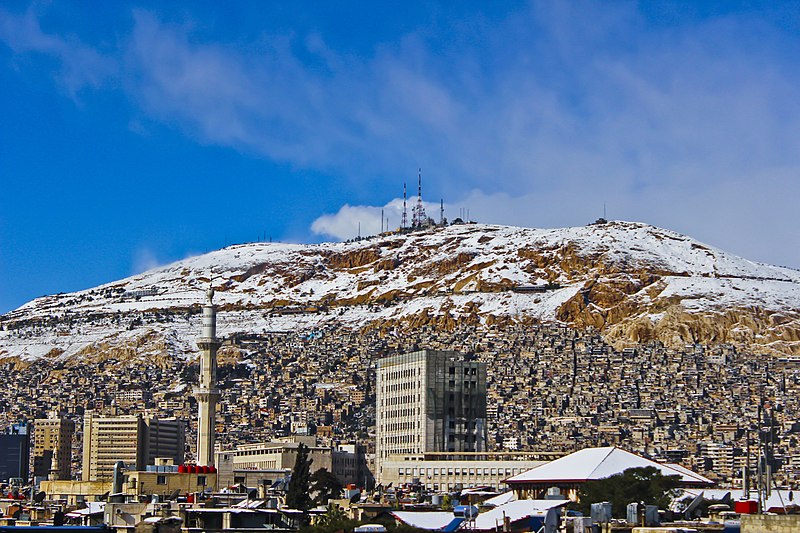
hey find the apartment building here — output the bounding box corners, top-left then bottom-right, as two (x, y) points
(82, 412), (185, 481)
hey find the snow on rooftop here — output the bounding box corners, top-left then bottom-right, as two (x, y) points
(392, 500), (568, 531)
(505, 446), (713, 486)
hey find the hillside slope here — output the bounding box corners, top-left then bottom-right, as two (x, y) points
(2, 221), (800, 361)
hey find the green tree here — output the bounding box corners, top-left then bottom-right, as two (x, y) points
(286, 443), (314, 512)
(310, 467), (344, 505)
(576, 466), (681, 518)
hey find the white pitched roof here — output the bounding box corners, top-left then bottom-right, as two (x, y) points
(391, 500), (568, 531)
(482, 491), (517, 507)
(473, 500), (568, 530)
(505, 447), (712, 486)
(390, 511), (454, 530)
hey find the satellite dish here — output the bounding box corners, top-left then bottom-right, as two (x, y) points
(168, 489), (181, 501)
(100, 491), (109, 501)
(349, 493), (361, 504)
(248, 489), (258, 499)
(33, 491), (46, 503)
(684, 491), (705, 519)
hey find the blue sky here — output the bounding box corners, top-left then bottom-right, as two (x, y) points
(2, 1), (800, 314)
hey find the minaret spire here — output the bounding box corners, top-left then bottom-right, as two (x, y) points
(195, 284), (221, 467)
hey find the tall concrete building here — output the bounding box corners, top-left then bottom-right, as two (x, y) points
(195, 287), (220, 467)
(33, 417), (75, 481)
(81, 413), (184, 481)
(375, 350), (487, 482)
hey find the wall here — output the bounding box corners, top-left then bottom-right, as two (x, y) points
(741, 514), (800, 533)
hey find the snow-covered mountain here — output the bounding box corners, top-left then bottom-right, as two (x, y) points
(3, 221), (800, 361)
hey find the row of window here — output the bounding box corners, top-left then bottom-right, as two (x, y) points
(398, 467), (522, 476)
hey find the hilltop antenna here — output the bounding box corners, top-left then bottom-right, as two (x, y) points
(381, 209), (384, 233)
(402, 182), (408, 229)
(440, 199), (444, 225)
(604, 202), (607, 220)
(412, 168), (427, 227)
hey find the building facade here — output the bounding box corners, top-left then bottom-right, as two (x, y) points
(0, 423), (30, 483)
(380, 453), (548, 491)
(215, 437), (368, 488)
(33, 417), (75, 481)
(82, 412), (185, 481)
(375, 350), (487, 482)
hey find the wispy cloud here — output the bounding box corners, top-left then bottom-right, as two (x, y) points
(0, 7), (116, 97)
(131, 247), (161, 275)
(2, 3), (800, 267)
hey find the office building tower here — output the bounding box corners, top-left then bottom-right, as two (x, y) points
(375, 350), (486, 481)
(82, 412), (184, 481)
(33, 417), (75, 480)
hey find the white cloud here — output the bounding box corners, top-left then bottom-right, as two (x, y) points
(311, 198), (448, 240)
(3, 4), (800, 268)
(0, 8), (116, 97)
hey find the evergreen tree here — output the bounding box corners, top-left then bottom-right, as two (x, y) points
(286, 443), (314, 511)
(310, 467), (344, 505)
(576, 466), (681, 518)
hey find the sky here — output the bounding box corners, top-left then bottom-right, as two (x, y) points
(1, 1), (800, 314)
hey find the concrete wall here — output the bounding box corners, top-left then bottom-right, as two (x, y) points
(741, 514), (800, 532)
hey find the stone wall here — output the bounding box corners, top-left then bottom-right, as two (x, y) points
(741, 514), (800, 532)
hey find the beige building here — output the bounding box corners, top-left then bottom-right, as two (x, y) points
(216, 437), (368, 488)
(124, 469), (215, 498)
(82, 412), (185, 481)
(41, 470), (213, 506)
(380, 452), (549, 491)
(33, 417), (75, 480)
(39, 479), (111, 506)
(376, 350), (487, 483)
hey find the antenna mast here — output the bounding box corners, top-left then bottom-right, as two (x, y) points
(412, 168), (427, 227)
(440, 199), (444, 225)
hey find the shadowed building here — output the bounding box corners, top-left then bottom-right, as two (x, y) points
(33, 417), (75, 481)
(0, 423), (30, 483)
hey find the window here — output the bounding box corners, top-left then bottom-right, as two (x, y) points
(156, 475), (167, 485)
(197, 475), (207, 486)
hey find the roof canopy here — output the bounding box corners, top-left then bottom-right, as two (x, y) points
(505, 447), (713, 486)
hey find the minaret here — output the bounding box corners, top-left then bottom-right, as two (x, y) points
(48, 452), (59, 481)
(195, 287), (221, 467)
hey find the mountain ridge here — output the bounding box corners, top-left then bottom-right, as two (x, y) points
(2, 220), (800, 361)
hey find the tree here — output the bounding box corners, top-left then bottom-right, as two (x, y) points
(576, 466), (681, 518)
(310, 467), (344, 505)
(286, 443), (314, 512)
